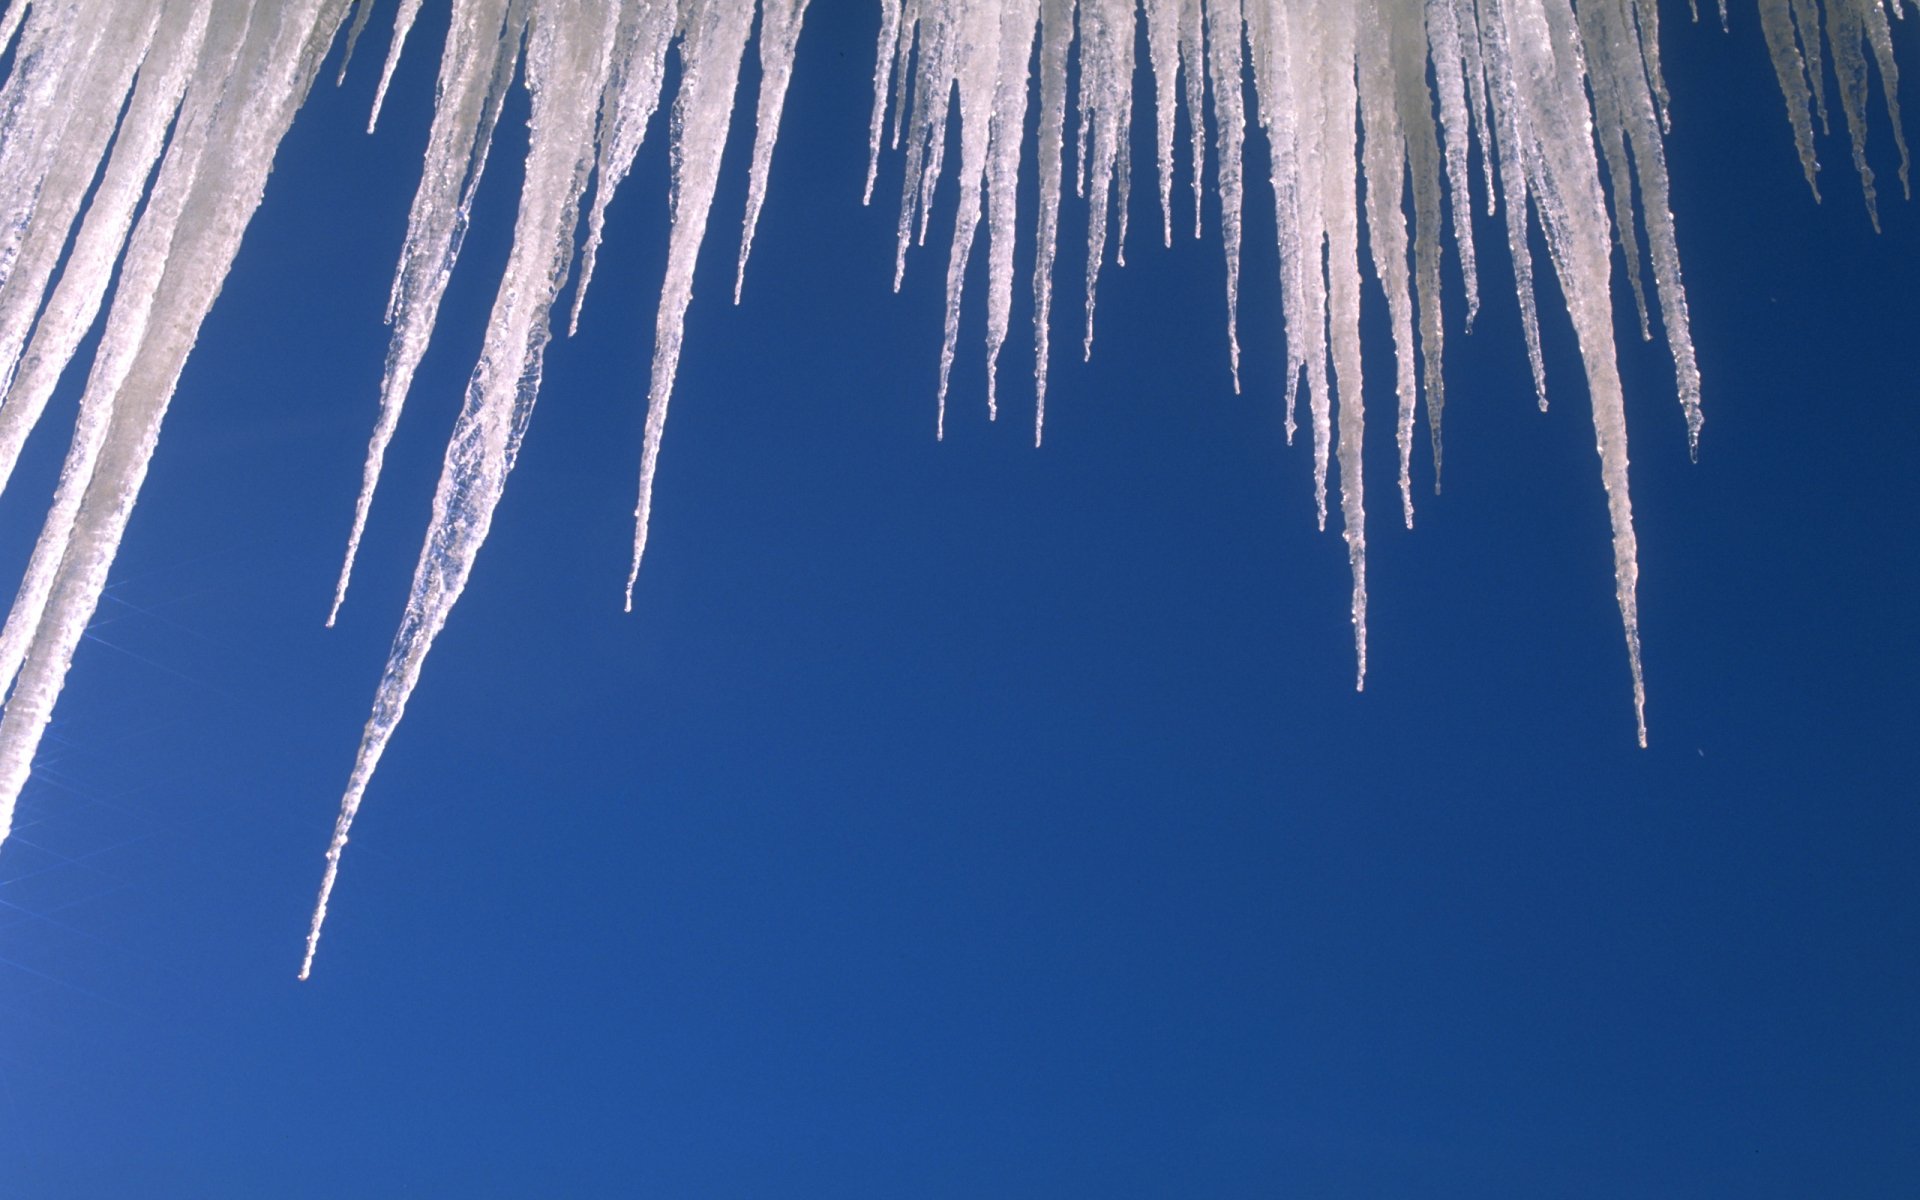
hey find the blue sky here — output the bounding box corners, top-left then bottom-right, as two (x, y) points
(0, 6), (1915, 1196)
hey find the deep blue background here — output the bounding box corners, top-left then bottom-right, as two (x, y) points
(0, 5), (1914, 1195)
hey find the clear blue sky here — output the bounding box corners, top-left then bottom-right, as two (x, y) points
(0, 6), (1914, 1196)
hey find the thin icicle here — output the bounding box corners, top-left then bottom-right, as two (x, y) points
(1031, 0), (1073, 446)
(1180, 0), (1206, 238)
(306, 0), (622, 978)
(625, 0), (757, 610)
(735, 0), (812, 304)
(1315, 0), (1369, 688)
(329, 0), (531, 627)
(1760, 0), (1825, 197)
(567, 1), (678, 336)
(1078, 0), (1136, 362)
(1402, 0), (1453, 489)
(864, 0), (904, 204)
(337, 0), (375, 86)
(1425, 0), (1480, 329)
(368, 0), (426, 133)
(1145, 0), (1182, 247)
(1478, 0), (1549, 409)
(0, 0), (28, 58)
(1206, 0), (1245, 392)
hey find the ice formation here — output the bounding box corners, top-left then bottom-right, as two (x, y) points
(0, 1), (1904, 975)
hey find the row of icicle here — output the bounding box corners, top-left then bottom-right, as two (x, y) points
(0, 0), (1902, 977)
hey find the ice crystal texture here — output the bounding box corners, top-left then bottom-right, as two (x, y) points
(0, 1), (1903, 974)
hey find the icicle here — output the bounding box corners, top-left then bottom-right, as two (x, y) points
(0, 0), (209, 500)
(1206, 0), (1245, 392)
(734, 0), (812, 304)
(1760, 0), (1825, 198)
(1356, 0), (1421, 529)
(0, 0), (355, 849)
(0, 0), (1906, 966)
(1078, 0), (1136, 362)
(0, 0), (28, 59)
(1478, 0), (1550, 409)
(932, 0), (1001, 439)
(1315, 0), (1369, 687)
(306, 0), (622, 978)
(1425, 0), (1480, 330)
(329, 0), (532, 627)
(368, 0), (426, 133)
(624, 0), (758, 610)
(337, 0), (376, 86)
(567, 1), (678, 336)
(984, 0), (1042, 421)
(1402, 0), (1453, 489)
(1031, 0), (1073, 446)
(0, 1), (165, 422)
(1145, 0), (1182, 247)
(864, 0), (903, 204)
(1180, 0), (1206, 239)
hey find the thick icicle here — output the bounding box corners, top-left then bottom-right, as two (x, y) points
(0, 0), (355, 847)
(0, 1), (194, 497)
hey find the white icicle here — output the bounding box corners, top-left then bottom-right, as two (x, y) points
(1315, 0), (1369, 688)
(367, 0), (426, 132)
(0, 1), (165, 419)
(734, 0), (813, 304)
(625, 0), (757, 610)
(567, 1), (678, 336)
(0, 0), (209, 499)
(1180, 0), (1206, 239)
(864, 0), (903, 204)
(1078, 0), (1136, 362)
(933, 0), (1000, 439)
(1145, 0), (1182, 247)
(1206, 0), (1245, 392)
(0, 0), (1904, 967)
(984, 0), (1042, 420)
(1030, 0), (1073, 446)
(1424, 0), (1480, 327)
(1356, 0), (1420, 529)
(306, 0), (621, 978)
(0, 0), (354, 850)
(329, 0), (531, 627)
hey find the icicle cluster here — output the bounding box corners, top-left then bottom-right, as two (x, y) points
(0, 2), (1904, 976)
